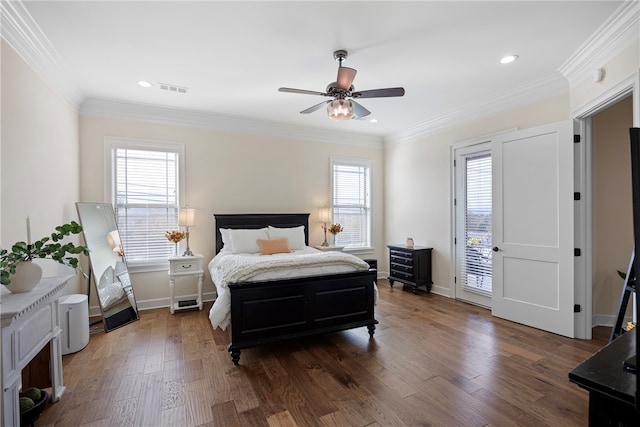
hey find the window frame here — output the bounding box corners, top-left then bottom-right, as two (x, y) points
(329, 157), (373, 253)
(104, 137), (186, 273)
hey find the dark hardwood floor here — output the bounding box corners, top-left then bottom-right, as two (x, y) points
(37, 279), (609, 426)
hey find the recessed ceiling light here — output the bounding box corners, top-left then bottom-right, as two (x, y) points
(500, 54), (519, 64)
(138, 81), (152, 88)
(369, 118), (378, 123)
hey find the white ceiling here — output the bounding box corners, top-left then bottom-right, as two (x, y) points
(15, 1), (627, 139)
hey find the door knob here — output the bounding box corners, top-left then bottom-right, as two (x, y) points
(492, 246), (500, 252)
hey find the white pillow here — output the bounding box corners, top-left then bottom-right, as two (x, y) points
(268, 225), (306, 250)
(219, 228), (232, 251)
(229, 228), (269, 253)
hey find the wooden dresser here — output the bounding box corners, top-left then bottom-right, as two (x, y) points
(387, 245), (433, 294)
(569, 330), (639, 425)
(1, 275), (72, 427)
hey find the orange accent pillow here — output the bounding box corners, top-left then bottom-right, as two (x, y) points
(257, 238), (291, 255)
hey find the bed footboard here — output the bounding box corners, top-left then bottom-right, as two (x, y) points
(227, 269), (377, 364)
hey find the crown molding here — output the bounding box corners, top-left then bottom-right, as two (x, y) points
(6, 0), (627, 150)
(0, 0), (84, 108)
(384, 73), (568, 147)
(559, 0), (640, 88)
(80, 97), (384, 148)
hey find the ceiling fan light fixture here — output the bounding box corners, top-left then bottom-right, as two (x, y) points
(327, 99), (353, 121)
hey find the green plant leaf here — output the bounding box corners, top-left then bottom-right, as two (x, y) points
(1, 221), (88, 286)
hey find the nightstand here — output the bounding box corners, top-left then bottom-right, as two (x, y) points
(387, 245), (433, 294)
(168, 254), (204, 314)
(314, 245), (345, 252)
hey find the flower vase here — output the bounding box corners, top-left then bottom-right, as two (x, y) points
(175, 243), (179, 256)
(5, 261), (42, 293)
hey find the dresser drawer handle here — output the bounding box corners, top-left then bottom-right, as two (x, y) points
(181, 264), (192, 269)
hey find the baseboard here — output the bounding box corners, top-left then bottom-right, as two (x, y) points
(89, 291), (217, 316)
(592, 313), (633, 328)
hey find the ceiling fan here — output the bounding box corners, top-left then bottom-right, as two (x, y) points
(278, 50), (405, 121)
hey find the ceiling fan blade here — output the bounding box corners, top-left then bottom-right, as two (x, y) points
(336, 67), (357, 90)
(351, 100), (371, 119)
(300, 100), (329, 114)
(279, 87), (327, 96)
(352, 87), (405, 98)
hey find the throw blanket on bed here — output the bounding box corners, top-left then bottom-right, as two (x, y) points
(208, 250), (372, 330)
(213, 251), (370, 287)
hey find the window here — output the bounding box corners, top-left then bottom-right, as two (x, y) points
(105, 138), (185, 271)
(331, 158), (372, 250)
(462, 152), (492, 293)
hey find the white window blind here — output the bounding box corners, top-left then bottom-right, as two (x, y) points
(106, 139), (184, 268)
(463, 153), (492, 291)
(331, 158), (371, 249)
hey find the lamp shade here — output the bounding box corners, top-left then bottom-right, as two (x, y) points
(106, 230), (123, 256)
(106, 230), (121, 248)
(327, 99), (353, 121)
(179, 207), (196, 227)
(318, 207), (330, 223)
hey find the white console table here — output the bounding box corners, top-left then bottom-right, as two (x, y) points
(1, 274), (72, 427)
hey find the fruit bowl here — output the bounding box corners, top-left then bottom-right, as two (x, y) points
(20, 389), (49, 427)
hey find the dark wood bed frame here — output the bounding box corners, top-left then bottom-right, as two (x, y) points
(214, 213), (378, 365)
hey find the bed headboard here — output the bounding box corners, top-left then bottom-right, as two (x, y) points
(213, 213), (310, 253)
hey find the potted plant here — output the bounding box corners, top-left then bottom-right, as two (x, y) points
(1, 221), (89, 293)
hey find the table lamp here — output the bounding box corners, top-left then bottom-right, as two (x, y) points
(318, 207), (330, 247)
(179, 207), (195, 256)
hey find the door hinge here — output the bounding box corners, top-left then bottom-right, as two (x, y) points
(575, 248), (581, 256)
(574, 135), (581, 143)
(454, 276), (457, 284)
(453, 159), (456, 167)
(454, 237), (457, 245)
(574, 192), (581, 200)
(574, 304), (581, 313)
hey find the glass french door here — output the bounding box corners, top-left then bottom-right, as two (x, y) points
(454, 143), (492, 307)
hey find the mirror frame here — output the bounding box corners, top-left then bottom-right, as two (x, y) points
(76, 202), (139, 332)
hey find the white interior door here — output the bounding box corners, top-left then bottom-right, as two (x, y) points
(492, 121), (575, 337)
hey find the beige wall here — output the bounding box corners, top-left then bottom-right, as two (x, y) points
(571, 40), (639, 118)
(384, 94), (570, 297)
(1, 41), (83, 293)
(79, 115), (385, 307)
(3, 22), (637, 323)
(592, 95), (634, 319)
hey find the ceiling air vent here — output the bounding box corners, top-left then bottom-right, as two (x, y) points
(159, 83), (188, 94)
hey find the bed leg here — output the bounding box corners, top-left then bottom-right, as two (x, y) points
(367, 324), (376, 338)
(230, 349), (241, 365)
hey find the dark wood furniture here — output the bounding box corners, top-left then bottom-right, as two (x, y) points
(569, 330), (639, 426)
(363, 258), (377, 283)
(214, 213), (378, 365)
(387, 245), (433, 294)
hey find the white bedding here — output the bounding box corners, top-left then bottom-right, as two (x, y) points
(98, 265), (127, 310)
(208, 246), (373, 330)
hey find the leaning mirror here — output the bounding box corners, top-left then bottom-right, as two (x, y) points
(76, 202), (139, 331)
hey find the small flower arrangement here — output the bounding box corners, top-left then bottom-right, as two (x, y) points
(327, 224), (343, 235)
(165, 230), (185, 243)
